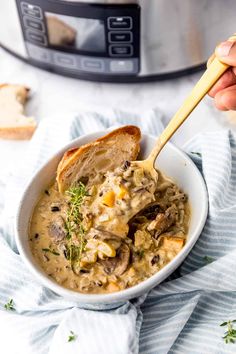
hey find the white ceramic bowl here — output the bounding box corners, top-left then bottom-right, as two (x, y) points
(15, 130), (208, 307)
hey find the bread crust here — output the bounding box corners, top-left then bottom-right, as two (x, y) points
(0, 84), (36, 140)
(0, 124), (36, 140)
(0, 84), (30, 103)
(57, 125), (141, 193)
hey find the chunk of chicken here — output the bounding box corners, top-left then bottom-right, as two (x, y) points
(159, 236), (185, 253)
(156, 236), (185, 265)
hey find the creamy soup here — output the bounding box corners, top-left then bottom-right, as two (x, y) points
(29, 162), (190, 294)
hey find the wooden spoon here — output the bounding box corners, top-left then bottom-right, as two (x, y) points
(134, 34), (236, 177)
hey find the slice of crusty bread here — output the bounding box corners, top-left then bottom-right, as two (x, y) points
(0, 84), (36, 140)
(47, 16), (76, 46)
(57, 125), (141, 193)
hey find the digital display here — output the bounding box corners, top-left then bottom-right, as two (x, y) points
(45, 12), (106, 53)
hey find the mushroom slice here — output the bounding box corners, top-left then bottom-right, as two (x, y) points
(87, 228), (122, 251)
(102, 257), (118, 275)
(89, 227), (122, 241)
(147, 205), (177, 237)
(48, 216), (66, 242)
(115, 244), (130, 275)
(101, 243), (130, 276)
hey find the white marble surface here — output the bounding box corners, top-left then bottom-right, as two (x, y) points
(0, 47), (232, 180)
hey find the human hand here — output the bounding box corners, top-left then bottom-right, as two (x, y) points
(208, 41), (236, 111)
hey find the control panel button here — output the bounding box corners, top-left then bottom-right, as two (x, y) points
(109, 45), (133, 57)
(110, 60), (134, 73)
(21, 2), (42, 19)
(23, 16), (45, 32)
(108, 31), (132, 43)
(26, 42), (51, 63)
(81, 58), (104, 72)
(108, 17), (132, 30)
(53, 53), (76, 69)
(26, 29), (47, 45)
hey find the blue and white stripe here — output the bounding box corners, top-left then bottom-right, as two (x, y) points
(0, 108), (236, 354)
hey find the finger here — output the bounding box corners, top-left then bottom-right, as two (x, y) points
(215, 40), (236, 66)
(214, 84), (236, 111)
(208, 68), (236, 97)
(207, 53), (215, 68)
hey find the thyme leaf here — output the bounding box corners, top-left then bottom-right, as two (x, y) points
(221, 320), (236, 344)
(191, 151), (202, 157)
(135, 249), (145, 259)
(42, 248), (60, 256)
(4, 299), (15, 311)
(68, 330), (77, 342)
(203, 255), (214, 264)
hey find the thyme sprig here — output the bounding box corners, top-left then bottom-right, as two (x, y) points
(220, 320), (236, 344)
(68, 330), (77, 342)
(4, 299), (15, 311)
(64, 225), (86, 263)
(65, 182), (87, 237)
(65, 182), (88, 264)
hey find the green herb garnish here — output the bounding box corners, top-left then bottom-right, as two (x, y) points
(220, 320), (236, 344)
(68, 330), (77, 342)
(4, 299), (15, 311)
(191, 151), (202, 157)
(65, 182), (88, 265)
(203, 255), (214, 264)
(136, 249), (145, 259)
(66, 183), (87, 225)
(64, 242), (82, 262)
(42, 248), (60, 256)
(65, 183), (87, 238)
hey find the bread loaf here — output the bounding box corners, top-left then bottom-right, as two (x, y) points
(57, 125), (141, 193)
(0, 84), (36, 140)
(47, 16), (76, 46)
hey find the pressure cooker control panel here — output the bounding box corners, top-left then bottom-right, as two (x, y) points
(16, 0), (140, 78)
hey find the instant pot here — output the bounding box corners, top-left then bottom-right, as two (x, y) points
(1, 0), (235, 82)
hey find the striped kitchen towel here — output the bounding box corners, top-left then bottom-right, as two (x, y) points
(0, 107), (236, 354)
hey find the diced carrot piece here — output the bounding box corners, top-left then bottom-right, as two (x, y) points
(102, 190), (115, 207)
(107, 281), (120, 293)
(117, 185), (128, 199)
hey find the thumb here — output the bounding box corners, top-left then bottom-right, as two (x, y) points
(215, 40), (236, 66)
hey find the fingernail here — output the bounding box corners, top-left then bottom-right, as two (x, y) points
(218, 94), (228, 110)
(216, 41), (235, 57)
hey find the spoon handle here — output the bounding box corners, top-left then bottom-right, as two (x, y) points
(148, 34), (236, 166)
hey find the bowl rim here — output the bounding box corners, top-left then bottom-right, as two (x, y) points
(15, 130), (208, 303)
